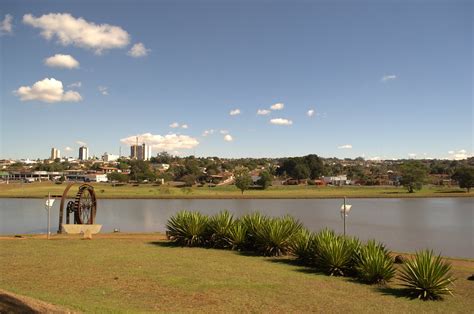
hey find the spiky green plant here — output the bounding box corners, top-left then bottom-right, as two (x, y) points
(355, 240), (395, 284)
(290, 228), (317, 265)
(241, 212), (269, 250)
(314, 230), (354, 276)
(208, 210), (234, 249)
(345, 236), (362, 275)
(227, 220), (248, 251)
(399, 250), (455, 300)
(254, 215), (303, 256)
(166, 211), (210, 247)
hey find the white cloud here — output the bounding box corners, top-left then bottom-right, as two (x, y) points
(224, 134), (233, 142)
(230, 109), (241, 116)
(307, 109), (315, 117)
(14, 78), (82, 103)
(338, 144), (353, 149)
(369, 156), (382, 161)
(76, 141), (87, 146)
(270, 118), (293, 126)
(67, 81), (82, 88)
(219, 130), (229, 134)
(65, 146), (72, 151)
(257, 109), (271, 115)
(120, 133), (199, 151)
(408, 153), (417, 158)
(447, 149), (471, 160)
(23, 13), (130, 54)
(270, 103), (284, 110)
(381, 74), (397, 82)
(0, 14), (13, 35)
(202, 129), (215, 136)
(98, 86), (108, 95)
(169, 122), (189, 129)
(44, 54), (80, 69)
(127, 42), (150, 57)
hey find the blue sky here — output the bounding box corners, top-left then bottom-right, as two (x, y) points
(1, 0), (472, 160)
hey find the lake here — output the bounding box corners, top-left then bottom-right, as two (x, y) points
(0, 197), (472, 258)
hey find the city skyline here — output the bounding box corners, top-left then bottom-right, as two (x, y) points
(1, 1), (472, 160)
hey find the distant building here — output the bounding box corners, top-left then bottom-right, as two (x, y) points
(322, 175), (351, 186)
(51, 148), (60, 160)
(79, 146), (89, 161)
(130, 143), (151, 161)
(102, 153), (119, 162)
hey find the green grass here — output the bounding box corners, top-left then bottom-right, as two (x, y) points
(0, 234), (473, 312)
(0, 182), (471, 199)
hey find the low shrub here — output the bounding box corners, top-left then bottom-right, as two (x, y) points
(290, 229), (317, 265)
(227, 220), (248, 251)
(166, 211), (210, 247)
(314, 229), (354, 276)
(254, 215), (303, 256)
(208, 211), (234, 249)
(398, 250), (455, 300)
(241, 212), (269, 250)
(355, 240), (395, 284)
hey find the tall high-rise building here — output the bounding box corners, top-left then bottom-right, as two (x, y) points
(79, 146), (89, 161)
(50, 148), (60, 160)
(130, 143), (151, 160)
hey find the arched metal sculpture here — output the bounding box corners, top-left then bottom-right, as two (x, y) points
(58, 183), (97, 233)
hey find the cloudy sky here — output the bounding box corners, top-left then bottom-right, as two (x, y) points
(0, 0), (472, 160)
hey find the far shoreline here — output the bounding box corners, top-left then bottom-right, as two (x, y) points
(0, 182), (472, 200)
(1, 194), (473, 200)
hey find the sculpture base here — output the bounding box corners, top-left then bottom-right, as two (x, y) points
(61, 224), (102, 234)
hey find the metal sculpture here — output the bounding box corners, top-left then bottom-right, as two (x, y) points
(58, 183), (97, 233)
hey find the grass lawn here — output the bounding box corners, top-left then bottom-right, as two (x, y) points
(0, 234), (473, 313)
(0, 181), (471, 199)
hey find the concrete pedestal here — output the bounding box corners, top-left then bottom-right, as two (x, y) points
(61, 224), (102, 234)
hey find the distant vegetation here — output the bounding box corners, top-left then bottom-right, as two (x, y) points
(4, 152), (474, 193)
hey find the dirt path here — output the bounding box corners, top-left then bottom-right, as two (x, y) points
(0, 289), (76, 313)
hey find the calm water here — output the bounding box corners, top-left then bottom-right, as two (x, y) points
(0, 198), (472, 258)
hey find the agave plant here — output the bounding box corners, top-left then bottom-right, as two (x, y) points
(208, 210), (234, 249)
(290, 228), (317, 265)
(241, 212), (269, 250)
(254, 215), (303, 256)
(166, 211), (210, 247)
(227, 220), (248, 251)
(314, 230), (354, 276)
(355, 240), (395, 284)
(398, 250), (455, 300)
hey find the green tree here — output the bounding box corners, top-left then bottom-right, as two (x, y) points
(399, 161), (428, 193)
(304, 154), (324, 179)
(129, 160), (156, 182)
(181, 174), (196, 187)
(234, 168), (252, 194)
(257, 171), (272, 189)
(107, 172), (129, 183)
(293, 164), (310, 181)
(452, 167), (474, 193)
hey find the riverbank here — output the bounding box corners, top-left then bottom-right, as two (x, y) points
(0, 182), (471, 199)
(1, 233), (473, 312)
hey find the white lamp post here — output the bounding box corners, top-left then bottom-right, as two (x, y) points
(340, 197), (352, 237)
(44, 193), (55, 239)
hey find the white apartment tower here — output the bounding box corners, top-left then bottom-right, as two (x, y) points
(50, 148), (60, 160)
(130, 143), (151, 161)
(79, 146), (89, 161)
